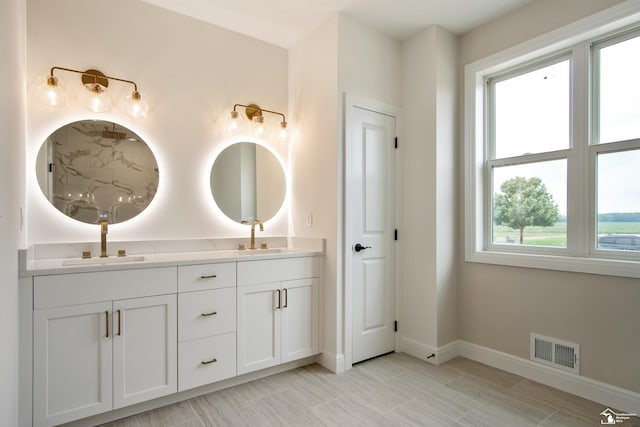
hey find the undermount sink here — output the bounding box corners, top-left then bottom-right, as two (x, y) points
(235, 248), (282, 256)
(62, 255), (145, 266)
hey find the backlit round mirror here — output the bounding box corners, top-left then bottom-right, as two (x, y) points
(36, 120), (159, 224)
(210, 142), (285, 223)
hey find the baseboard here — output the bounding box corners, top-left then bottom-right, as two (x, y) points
(319, 351), (345, 373)
(399, 336), (458, 365)
(457, 341), (640, 414)
(436, 340), (460, 364)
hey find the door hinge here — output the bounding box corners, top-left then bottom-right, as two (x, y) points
(394, 229), (398, 241)
(394, 137), (398, 149)
(394, 320), (398, 332)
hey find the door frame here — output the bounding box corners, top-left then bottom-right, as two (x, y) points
(344, 93), (402, 370)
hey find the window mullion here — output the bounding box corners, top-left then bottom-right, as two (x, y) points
(567, 41), (590, 257)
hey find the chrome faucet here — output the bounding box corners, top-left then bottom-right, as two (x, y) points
(99, 219), (109, 258)
(241, 220), (263, 250)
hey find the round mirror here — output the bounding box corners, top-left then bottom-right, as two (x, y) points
(210, 142), (286, 223)
(36, 120), (159, 224)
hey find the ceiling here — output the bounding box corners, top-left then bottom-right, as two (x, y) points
(139, 0), (532, 48)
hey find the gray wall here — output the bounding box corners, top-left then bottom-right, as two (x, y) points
(457, 0), (639, 393)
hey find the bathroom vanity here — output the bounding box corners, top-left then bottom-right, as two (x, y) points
(19, 238), (324, 427)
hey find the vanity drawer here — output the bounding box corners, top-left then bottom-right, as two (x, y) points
(178, 332), (236, 392)
(178, 288), (236, 342)
(237, 256), (321, 286)
(34, 267), (176, 309)
(178, 262), (236, 292)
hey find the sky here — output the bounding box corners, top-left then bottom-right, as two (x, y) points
(492, 36), (640, 215)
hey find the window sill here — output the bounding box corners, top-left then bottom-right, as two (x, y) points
(466, 250), (640, 279)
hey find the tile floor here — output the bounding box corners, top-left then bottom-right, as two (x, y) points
(100, 353), (639, 426)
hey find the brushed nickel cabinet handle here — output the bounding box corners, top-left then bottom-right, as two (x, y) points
(105, 311), (109, 338)
(201, 311), (218, 317)
(283, 288), (288, 308)
(276, 289), (281, 309)
(201, 357), (217, 365)
(117, 309), (122, 336)
(200, 274), (217, 279)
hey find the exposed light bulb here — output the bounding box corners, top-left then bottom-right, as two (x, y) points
(225, 110), (240, 133)
(252, 115), (267, 137)
(126, 90), (149, 118)
(91, 95), (102, 111)
(279, 121), (288, 140)
(38, 76), (66, 107)
(47, 88), (58, 104)
(85, 83), (111, 113)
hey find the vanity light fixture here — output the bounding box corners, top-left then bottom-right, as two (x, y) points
(38, 66), (149, 118)
(227, 103), (288, 140)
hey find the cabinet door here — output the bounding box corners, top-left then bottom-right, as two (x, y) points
(33, 302), (113, 427)
(237, 282), (281, 374)
(281, 278), (319, 363)
(113, 294), (177, 408)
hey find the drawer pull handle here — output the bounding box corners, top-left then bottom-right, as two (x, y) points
(201, 311), (218, 317)
(201, 357), (218, 365)
(105, 311), (109, 338)
(117, 309), (122, 336)
(200, 274), (217, 279)
(283, 288), (288, 308)
(276, 289), (281, 309)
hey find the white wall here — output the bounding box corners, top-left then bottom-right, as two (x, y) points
(400, 26), (458, 353)
(434, 29), (458, 346)
(26, 0), (289, 245)
(458, 0), (640, 393)
(289, 16), (341, 366)
(288, 13), (402, 370)
(337, 14), (403, 367)
(337, 15), (402, 108)
(0, 0), (26, 424)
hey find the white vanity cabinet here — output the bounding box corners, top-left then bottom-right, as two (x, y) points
(236, 257), (320, 375)
(22, 247), (324, 427)
(32, 268), (177, 427)
(177, 263), (237, 391)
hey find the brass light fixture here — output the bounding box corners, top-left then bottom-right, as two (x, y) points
(39, 66), (149, 117)
(226, 103), (288, 140)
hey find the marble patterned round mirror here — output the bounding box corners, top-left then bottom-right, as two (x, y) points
(210, 142), (286, 223)
(36, 120), (159, 224)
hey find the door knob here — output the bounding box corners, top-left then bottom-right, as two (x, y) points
(354, 243), (371, 252)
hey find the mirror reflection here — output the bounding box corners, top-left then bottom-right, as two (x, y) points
(36, 120), (159, 224)
(210, 142), (285, 223)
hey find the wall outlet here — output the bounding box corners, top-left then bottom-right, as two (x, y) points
(306, 212), (313, 228)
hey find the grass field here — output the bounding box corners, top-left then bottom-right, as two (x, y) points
(493, 221), (640, 247)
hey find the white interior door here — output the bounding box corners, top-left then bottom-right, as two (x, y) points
(350, 106), (396, 364)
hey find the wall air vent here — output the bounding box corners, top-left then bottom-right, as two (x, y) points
(530, 333), (580, 374)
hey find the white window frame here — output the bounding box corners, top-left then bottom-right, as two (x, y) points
(464, 2), (640, 279)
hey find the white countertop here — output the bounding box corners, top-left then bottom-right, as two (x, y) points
(20, 237), (325, 276)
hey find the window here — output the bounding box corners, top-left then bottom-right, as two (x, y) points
(488, 58), (569, 249)
(592, 33), (640, 254)
(465, 3), (640, 278)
